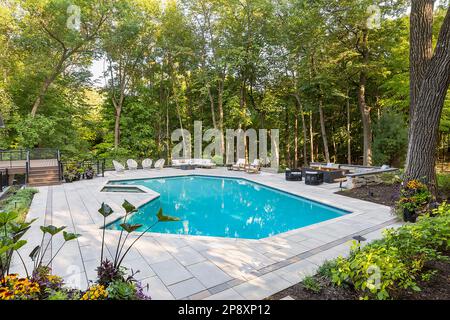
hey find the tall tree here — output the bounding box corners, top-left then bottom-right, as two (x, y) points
(405, 4), (450, 190)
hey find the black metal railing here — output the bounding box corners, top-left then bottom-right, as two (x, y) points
(0, 150), (28, 168)
(28, 148), (59, 160)
(0, 169), (8, 192)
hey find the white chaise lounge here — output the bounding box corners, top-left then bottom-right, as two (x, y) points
(231, 158), (246, 171)
(245, 159), (261, 174)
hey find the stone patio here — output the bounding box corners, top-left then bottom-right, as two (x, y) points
(11, 167), (402, 300)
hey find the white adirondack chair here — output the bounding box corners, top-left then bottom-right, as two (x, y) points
(112, 160), (125, 173)
(126, 159), (138, 170)
(142, 158), (153, 170)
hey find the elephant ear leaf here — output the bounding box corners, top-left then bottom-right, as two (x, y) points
(119, 223), (142, 233)
(12, 240), (27, 251)
(29, 246), (41, 261)
(156, 208), (180, 222)
(122, 200), (136, 214)
(63, 231), (81, 242)
(0, 211), (19, 225)
(0, 245), (11, 255)
(98, 202), (114, 217)
(40, 225), (66, 236)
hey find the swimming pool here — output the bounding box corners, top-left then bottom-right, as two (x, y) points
(107, 175), (350, 239)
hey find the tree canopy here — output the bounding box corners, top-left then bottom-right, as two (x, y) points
(0, 0), (449, 170)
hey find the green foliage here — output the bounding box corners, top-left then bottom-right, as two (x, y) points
(437, 173), (450, 196)
(317, 259), (338, 279)
(106, 280), (138, 300)
(0, 188), (38, 223)
(395, 180), (432, 216)
(330, 203), (450, 300)
(373, 111), (408, 166)
(301, 276), (322, 293)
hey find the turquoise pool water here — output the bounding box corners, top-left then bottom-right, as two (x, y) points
(107, 175), (350, 239)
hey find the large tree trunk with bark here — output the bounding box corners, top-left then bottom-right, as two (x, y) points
(406, 7), (450, 191)
(409, 0), (434, 118)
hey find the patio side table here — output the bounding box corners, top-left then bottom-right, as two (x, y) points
(305, 171), (324, 185)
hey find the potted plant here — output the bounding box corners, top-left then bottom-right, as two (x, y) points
(85, 166), (95, 180)
(64, 164), (80, 183)
(395, 179), (432, 222)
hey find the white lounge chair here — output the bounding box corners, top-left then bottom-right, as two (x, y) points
(245, 159), (261, 174)
(154, 159), (165, 170)
(127, 159), (138, 170)
(112, 160), (125, 173)
(231, 158), (246, 171)
(142, 158), (153, 170)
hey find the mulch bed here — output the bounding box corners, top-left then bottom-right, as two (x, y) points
(267, 255), (450, 300)
(336, 182), (449, 206)
(336, 183), (401, 206)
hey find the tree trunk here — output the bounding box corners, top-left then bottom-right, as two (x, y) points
(409, 0), (434, 119)
(294, 94), (308, 166)
(114, 107), (121, 149)
(30, 52), (67, 117)
(294, 108), (299, 168)
(285, 105), (291, 167)
(358, 28), (372, 166)
(347, 88), (352, 164)
(406, 7), (450, 192)
(318, 94), (330, 163)
(207, 85), (217, 129)
(217, 77), (225, 155)
(309, 112), (314, 163)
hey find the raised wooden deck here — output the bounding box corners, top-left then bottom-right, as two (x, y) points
(0, 158), (60, 186)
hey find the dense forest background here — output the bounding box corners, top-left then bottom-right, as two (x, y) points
(0, 0), (449, 168)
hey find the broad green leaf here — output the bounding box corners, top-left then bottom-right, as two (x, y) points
(156, 208), (180, 222)
(122, 200), (136, 214)
(12, 240), (27, 251)
(119, 223), (142, 233)
(63, 231), (81, 242)
(0, 245), (12, 255)
(98, 202), (114, 217)
(40, 225), (66, 236)
(0, 211), (19, 225)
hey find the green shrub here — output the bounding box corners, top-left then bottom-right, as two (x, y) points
(330, 202), (450, 300)
(437, 173), (450, 195)
(106, 280), (138, 300)
(301, 276), (322, 293)
(317, 259), (338, 279)
(0, 188), (38, 222)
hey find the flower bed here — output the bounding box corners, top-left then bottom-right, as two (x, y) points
(1, 200), (179, 300)
(268, 202), (450, 300)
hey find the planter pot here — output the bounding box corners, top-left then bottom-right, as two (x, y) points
(85, 171), (94, 180)
(403, 208), (417, 223)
